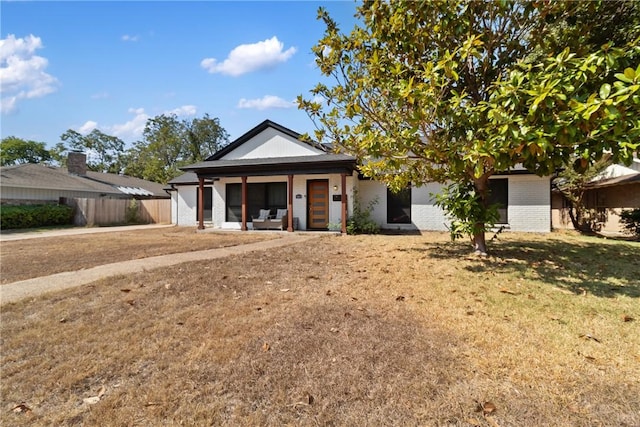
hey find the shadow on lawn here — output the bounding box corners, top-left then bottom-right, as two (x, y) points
(420, 238), (640, 298)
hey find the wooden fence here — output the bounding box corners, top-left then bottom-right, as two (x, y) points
(68, 198), (171, 226)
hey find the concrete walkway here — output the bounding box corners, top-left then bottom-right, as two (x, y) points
(0, 223), (175, 242)
(0, 233), (319, 305)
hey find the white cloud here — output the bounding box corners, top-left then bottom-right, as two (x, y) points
(110, 107), (150, 140)
(78, 120), (98, 134)
(237, 95), (296, 110)
(201, 36), (296, 76)
(121, 34), (139, 42)
(166, 105), (197, 116)
(100, 105), (198, 141)
(0, 34), (59, 114)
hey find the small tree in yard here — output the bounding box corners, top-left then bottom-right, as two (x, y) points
(555, 157), (611, 233)
(299, 0), (640, 255)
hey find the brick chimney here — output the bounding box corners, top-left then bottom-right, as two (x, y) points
(67, 152), (87, 176)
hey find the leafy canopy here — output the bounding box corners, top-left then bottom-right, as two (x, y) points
(0, 136), (51, 166)
(123, 113), (229, 184)
(299, 0), (640, 252)
(60, 128), (125, 173)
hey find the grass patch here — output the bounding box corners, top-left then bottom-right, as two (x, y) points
(1, 232), (639, 426)
(0, 227), (275, 284)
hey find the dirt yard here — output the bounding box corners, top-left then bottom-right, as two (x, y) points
(1, 231), (639, 426)
(0, 227), (275, 284)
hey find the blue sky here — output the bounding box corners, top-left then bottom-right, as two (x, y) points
(1, 1), (359, 148)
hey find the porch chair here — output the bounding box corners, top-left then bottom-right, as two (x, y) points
(252, 208), (287, 230)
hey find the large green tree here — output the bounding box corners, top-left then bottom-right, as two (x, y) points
(123, 113), (229, 184)
(299, 0), (640, 254)
(60, 128), (125, 173)
(0, 136), (52, 166)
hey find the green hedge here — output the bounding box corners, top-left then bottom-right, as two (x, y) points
(0, 204), (74, 230)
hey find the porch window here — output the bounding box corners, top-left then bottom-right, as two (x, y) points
(387, 187), (411, 224)
(196, 187), (213, 222)
(226, 182), (287, 222)
(487, 178), (508, 224)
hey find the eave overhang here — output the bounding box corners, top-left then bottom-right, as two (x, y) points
(181, 155), (357, 178)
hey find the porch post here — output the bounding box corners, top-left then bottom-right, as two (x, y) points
(198, 177), (205, 230)
(241, 176), (248, 231)
(341, 172), (347, 234)
(287, 174), (294, 232)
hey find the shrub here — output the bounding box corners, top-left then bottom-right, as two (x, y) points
(620, 208), (640, 236)
(125, 199), (141, 224)
(0, 204), (74, 230)
(347, 191), (380, 235)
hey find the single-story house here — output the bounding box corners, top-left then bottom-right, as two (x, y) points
(552, 161), (640, 233)
(0, 152), (169, 205)
(168, 120), (552, 233)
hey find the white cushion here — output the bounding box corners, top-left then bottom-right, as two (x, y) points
(275, 209), (287, 219)
(258, 209), (271, 219)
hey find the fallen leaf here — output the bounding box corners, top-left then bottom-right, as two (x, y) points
(262, 342), (270, 352)
(622, 314), (635, 322)
(280, 288), (290, 292)
(326, 290), (332, 296)
(83, 396), (101, 405)
(500, 288), (518, 295)
(466, 418), (482, 426)
(330, 327), (339, 333)
(126, 299), (136, 306)
(466, 310), (475, 316)
(59, 318), (67, 323)
(11, 403), (31, 414)
(306, 275), (320, 280)
(305, 392), (314, 405)
(396, 295), (405, 301)
(120, 289), (131, 293)
(481, 401), (497, 415)
(579, 333), (601, 343)
(97, 386), (106, 398)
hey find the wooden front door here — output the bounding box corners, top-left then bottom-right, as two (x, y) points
(307, 180), (329, 229)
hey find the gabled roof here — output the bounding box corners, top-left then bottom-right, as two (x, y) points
(1, 163), (122, 195)
(173, 120), (357, 182)
(0, 163), (169, 198)
(206, 119), (328, 160)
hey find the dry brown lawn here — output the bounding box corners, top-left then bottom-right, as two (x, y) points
(0, 227), (274, 284)
(1, 231), (639, 426)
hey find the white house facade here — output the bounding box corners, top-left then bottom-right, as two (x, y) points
(169, 120), (551, 233)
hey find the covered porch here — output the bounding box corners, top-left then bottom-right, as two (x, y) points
(182, 155), (357, 233)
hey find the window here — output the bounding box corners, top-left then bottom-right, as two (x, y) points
(196, 187), (213, 222)
(226, 182), (287, 222)
(387, 187), (411, 224)
(487, 178), (508, 224)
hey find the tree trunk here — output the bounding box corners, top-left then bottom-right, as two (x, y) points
(473, 228), (488, 256)
(472, 174), (490, 256)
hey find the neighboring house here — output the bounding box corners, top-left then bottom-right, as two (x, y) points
(169, 120), (552, 233)
(552, 160), (640, 233)
(0, 152), (169, 205)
